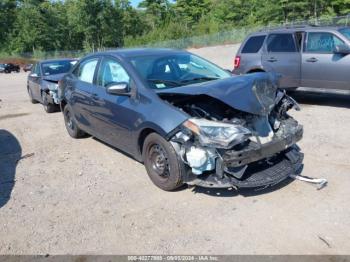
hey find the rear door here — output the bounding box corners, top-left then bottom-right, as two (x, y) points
(301, 31), (350, 90)
(262, 33), (301, 88)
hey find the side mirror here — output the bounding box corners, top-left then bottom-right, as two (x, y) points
(106, 82), (130, 96)
(30, 73), (38, 77)
(334, 45), (350, 55)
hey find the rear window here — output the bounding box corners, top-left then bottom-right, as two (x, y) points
(242, 35), (266, 53)
(267, 33), (296, 52)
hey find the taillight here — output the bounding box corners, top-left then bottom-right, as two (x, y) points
(234, 56), (241, 69)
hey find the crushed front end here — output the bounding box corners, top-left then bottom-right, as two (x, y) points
(162, 75), (304, 189)
(43, 80), (60, 104)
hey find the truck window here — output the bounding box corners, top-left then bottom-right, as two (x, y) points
(267, 33), (297, 52)
(305, 32), (344, 53)
(241, 35), (266, 53)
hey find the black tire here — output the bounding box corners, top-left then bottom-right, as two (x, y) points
(142, 133), (185, 191)
(28, 87), (38, 104)
(63, 105), (85, 138)
(41, 92), (56, 113)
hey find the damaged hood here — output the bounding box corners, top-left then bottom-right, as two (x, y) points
(156, 73), (279, 116)
(43, 73), (67, 83)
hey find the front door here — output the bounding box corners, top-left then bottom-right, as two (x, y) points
(28, 63), (42, 100)
(90, 56), (138, 153)
(301, 31), (350, 90)
(262, 33), (301, 88)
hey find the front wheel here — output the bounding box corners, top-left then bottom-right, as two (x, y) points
(142, 133), (185, 191)
(63, 105), (85, 138)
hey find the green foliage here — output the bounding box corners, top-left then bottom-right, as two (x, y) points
(1, 0), (350, 57)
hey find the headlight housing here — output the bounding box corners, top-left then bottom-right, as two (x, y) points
(183, 118), (251, 149)
(46, 82), (58, 91)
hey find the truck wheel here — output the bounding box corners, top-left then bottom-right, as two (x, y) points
(41, 92), (56, 113)
(63, 105), (85, 138)
(142, 133), (185, 191)
(28, 87), (38, 104)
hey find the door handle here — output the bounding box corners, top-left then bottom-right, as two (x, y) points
(267, 57), (277, 62)
(306, 57), (318, 63)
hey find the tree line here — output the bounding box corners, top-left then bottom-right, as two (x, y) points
(1, 0), (350, 54)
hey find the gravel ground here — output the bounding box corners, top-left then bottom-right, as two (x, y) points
(1, 46), (350, 255)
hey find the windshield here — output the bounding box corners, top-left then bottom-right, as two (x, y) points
(128, 53), (231, 89)
(339, 28), (350, 41)
(41, 60), (77, 76)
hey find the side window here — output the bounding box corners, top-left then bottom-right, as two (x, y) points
(32, 63), (40, 75)
(267, 34), (296, 52)
(31, 64), (36, 73)
(305, 32), (345, 53)
(97, 58), (130, 87)
(75, 58), (99, 84)
(242, 35), (266, 53)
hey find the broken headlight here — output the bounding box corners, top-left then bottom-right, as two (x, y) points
(183, 118), (251, 149)
(252, 77), (277, 115)
(46, 82), (58, 91)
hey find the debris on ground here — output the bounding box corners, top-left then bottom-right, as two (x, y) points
(290, 174), (327, 190)
(17, 153), (34, 163)
(318, 236), (331, 248)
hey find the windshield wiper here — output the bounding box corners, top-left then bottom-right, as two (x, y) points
(148, 78), (181, 87)
(180, 77), (220, 84)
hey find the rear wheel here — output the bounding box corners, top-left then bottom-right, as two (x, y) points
(41, 92), (56, 113)
(63, 105), (85, 138)
(142, 133), (185, 191)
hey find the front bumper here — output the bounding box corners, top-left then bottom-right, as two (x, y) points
(185, 121), (304, 189)
(186, 146), (303, 188)
(222, 122), (303, 168)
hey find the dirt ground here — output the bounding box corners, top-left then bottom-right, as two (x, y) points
(1, 46), (350, 255)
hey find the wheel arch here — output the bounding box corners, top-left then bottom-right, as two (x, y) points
(138, 128), (160, 160)
(136, 122), (179, 161)
(60, 99), (67, 113)
(246, 68), (266, 74)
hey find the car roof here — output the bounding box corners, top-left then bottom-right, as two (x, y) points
(251, 26), (349, 35)
(39, 58), (77, 64)
(89, 48), (189, 58)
